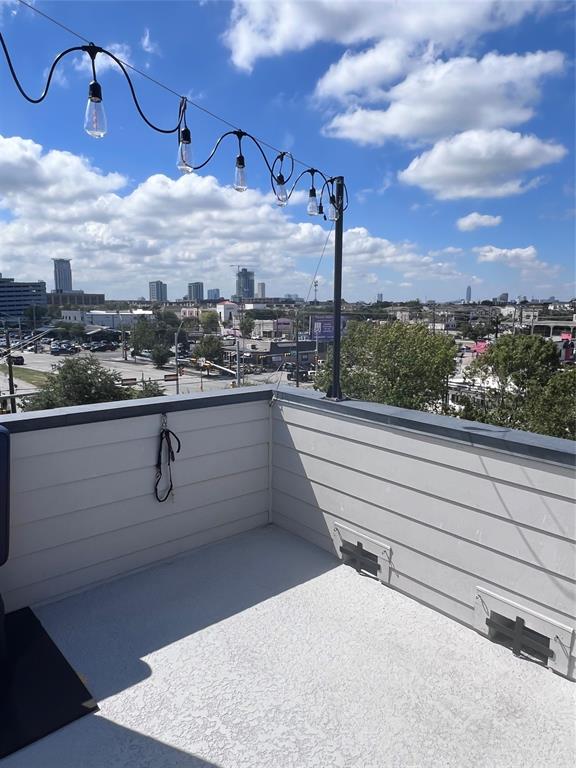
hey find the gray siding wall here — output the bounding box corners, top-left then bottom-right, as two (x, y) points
(1, 400), (270, 610)
(271, 398), (576, 635)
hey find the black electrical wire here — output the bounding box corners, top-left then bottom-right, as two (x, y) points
(15, 0), (332, 176)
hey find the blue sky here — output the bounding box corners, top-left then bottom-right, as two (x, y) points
(0, 0), (574, 301)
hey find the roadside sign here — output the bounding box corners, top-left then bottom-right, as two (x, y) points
(164, 373), (178, 381)
(120, 378), (137, 385)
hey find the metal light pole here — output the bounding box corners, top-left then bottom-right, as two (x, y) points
(4, 329), (16, 414)
(330, 175), (345, 401)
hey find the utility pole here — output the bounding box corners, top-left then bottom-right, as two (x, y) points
(313, 279), (318, 304)
(236, 335), (241, 387)
(4, 330), (16, 414)
(175, 319), (184, 395)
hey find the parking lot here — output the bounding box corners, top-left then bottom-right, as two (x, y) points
(1, 347), (310, 403)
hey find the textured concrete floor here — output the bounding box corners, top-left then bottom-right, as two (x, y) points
(4, 526), (575, 768)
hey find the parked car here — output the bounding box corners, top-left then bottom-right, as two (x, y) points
(8, 354), (24, 365)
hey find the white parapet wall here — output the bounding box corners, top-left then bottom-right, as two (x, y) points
(270, 390), (576, 678)
(0, 390), (271, 611)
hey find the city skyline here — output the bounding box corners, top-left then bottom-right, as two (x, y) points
(0, 2), (573, 301)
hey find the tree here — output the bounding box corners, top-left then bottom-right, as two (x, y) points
(314, 321), (455, 411)
(520, 368), (576, 440)
(239, 315), (255, 337)
(131, 318), (156, 354)
(23, 355), (132, 411)
(200, 311), (219, 334)
(151, 345), (172, 368)
(194, 335), (223, 364)
(137, 379), (166, 398)
(460, 335), (562, 431)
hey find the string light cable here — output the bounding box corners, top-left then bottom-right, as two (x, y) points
(2, 0), (348, 213)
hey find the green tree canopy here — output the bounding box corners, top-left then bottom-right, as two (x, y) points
(194, 335), (223, 364)
(200, 311), (220, 334)
(239, 315), (255, 337)
(23, 356), (131, 411)
(521, 368), (576, 440)
(314, 321), (455, 410)
(131, 318), (156, 354)
(151, 344), (172, 368)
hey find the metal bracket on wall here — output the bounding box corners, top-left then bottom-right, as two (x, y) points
(474, 586), (575, 679)
(331, 523), (392, 585)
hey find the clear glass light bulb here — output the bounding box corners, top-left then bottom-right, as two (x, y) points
(307, 187), (319, 216)
(177, 127), (193, 173)
(276, 174), (288, 206)
(234, 155), (247, 191)
(84, 81), (107, 139)
(327, 196), (338, 221)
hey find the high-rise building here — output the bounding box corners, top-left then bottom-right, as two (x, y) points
(188, 282), (204, 302)
(465, 285), (472, 303)
(0, 273), (47, 319)
(149, 281), (167, 302)
(207, 288), (220, 301)
(256, 282), (266, 300)
(498, 292), (509, 304)
(53, 259), (72, 293)
(376, 293), (383, 303)
(236, 269), (255, 300)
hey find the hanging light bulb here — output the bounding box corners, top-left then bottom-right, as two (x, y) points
(234, 153), (247, 191)
(327, 194), (338, 221)
(84, 80), (107, 138)
(276, 173), (288, 206)
(177, 126), (193, 173)
(317, 201), (325, 219)
(307, 186), (319, 216)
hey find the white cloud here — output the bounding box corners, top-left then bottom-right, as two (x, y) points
(224, 0), (542, 72)
(323, 51), (564, 144)
(398, 129), (567, 199)
(315, 39), (412, 103)
(473, 244), (552, 273)
(74, 43), (134, 76)
(141, 28), (161, 56)
(1, 134), (472, 297)
(457, 212), (503, 231)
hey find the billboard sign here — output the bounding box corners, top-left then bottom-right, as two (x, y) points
(309, 315), (349, 341)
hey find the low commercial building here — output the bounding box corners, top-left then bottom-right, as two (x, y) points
(47, 290), (105, 307)
(62, 309), (153, 328)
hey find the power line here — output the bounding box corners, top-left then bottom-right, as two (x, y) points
(15, 0), (328, 174)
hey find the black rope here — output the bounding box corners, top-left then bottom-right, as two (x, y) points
(154, 415), (181, 503)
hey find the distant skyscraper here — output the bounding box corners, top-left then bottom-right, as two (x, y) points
(149, 280), (167, 302)
(256, 282), (266, 299)
(465, 285), (472, 303)
(236, 268), (255, 300)
(207, 288), (220, 301)
(188, 282), (204, 302)
(377, 293), (383, 303)
(53, 259), (72, 293)
(498, 292), (509, 304)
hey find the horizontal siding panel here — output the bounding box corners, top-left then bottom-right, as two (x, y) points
(10, 468), (268, 556)
(12, 447), (268, 526)
(13, 421), (268, 492)
(275, 404), (575, 498)
(273, 465), (575, 579)
(2, 513), (267, 612)
(272, 473), (575, 617)
(272, 493), (575, 626)
(11, 402), (269, 459)
(273, 422), (575, 540)
(1, 491), (268, 593)
(273, 510), (475, 628)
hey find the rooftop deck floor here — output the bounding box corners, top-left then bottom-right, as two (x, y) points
(3, 526), (575, 768)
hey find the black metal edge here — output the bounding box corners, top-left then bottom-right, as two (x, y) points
(0, 425), (9, 566)
(0, 386), (273, 434)
(272, 387), (576, 468)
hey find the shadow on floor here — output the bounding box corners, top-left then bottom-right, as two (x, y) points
(34, 525), (338, 702)
(1, 714), (223, 768)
